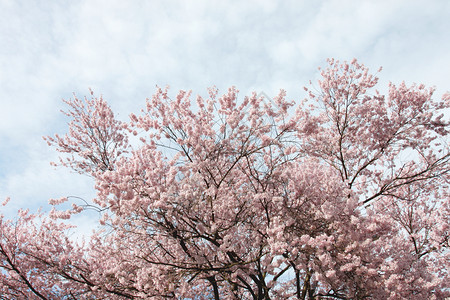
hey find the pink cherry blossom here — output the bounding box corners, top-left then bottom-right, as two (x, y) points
(1, 59), (448, 299)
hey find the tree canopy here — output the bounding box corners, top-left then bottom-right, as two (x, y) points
(1, 59), (449, 299)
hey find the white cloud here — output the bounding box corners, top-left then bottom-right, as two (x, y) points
(0, 137), (95, 216)
(0, 0), (449, 227)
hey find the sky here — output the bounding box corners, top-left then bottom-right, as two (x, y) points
(0, 0), (449, 234)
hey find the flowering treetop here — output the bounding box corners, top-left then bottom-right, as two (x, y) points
(1, 59), (448, 299)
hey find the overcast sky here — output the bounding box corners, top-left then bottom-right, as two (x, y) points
(1, 0), (449, 233)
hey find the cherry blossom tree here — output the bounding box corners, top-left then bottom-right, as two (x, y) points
(1, 59), (448, 299)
